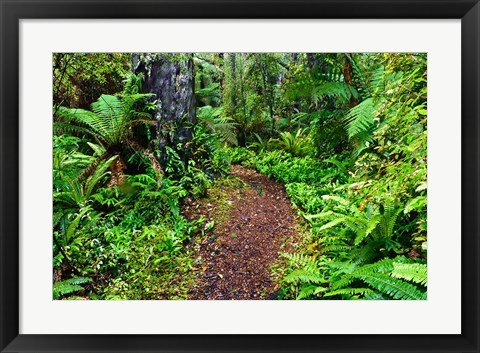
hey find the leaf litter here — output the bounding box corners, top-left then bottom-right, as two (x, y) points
(183, 165), (300, 300)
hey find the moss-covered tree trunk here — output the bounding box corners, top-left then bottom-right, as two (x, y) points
(134, 54), (196, 169)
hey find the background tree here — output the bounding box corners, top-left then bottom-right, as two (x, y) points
(133, 54), (196, 169)
(53, 53), (130, 109)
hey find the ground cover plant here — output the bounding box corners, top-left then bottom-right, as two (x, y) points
(53, 52), (427, 300)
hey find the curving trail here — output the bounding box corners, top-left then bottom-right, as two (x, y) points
(186, 165), (299, 300)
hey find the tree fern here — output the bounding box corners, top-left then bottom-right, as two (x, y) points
(286, 69), (357, 106)
(196, 82), (221, 106)
(54, 93), (158, 186)
(312, 81), (357, 104)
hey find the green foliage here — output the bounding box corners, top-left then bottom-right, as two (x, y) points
(269, 128), (313, 157)
(391, 262), (427, 286)
(52, 52), (427, 301)
(329, 257), (427, 300)
(197, 105), (238, 146)
(344, 97), (378, 145)
(54, 92), (158, 186)
(283, 254), (427, 300)
(55, 93), (154, 148)
(280, 253), (328, 300)
(53, 277), (91, 299)
(53, 53), (130, 109)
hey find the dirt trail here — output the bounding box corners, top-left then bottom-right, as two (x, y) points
(185, 165), (299, 300)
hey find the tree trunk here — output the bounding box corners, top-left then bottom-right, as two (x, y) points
(343, 53), (359, 108)
(133, 54), (196, 169)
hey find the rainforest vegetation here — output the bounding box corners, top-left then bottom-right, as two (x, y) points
(53, 52), (427, 300)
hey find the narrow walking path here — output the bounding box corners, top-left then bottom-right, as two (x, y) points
(184, 165), (299, 300)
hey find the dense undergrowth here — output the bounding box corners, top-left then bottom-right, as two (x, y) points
(53, 76), (229, 299)
(53, 131), (227, 299)
(53, 52), (427, 300)
(224, 54), (427, 299)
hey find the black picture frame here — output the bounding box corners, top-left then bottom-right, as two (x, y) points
(1, 1), (479, 352)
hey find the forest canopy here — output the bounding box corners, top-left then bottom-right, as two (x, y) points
(53, 52), (427, 300)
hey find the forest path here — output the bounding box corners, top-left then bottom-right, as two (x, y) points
(184, 165), (300, 300)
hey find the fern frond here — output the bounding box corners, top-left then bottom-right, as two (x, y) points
(312, 81), (356, 104)
(363, 291), (389, 300)
(376, 204), (402, 240)
(368, 65), (386, 95)
(297, 284), (327, 300)
(56, 106), (112, 145)
(354, 257), (394, 274)
(83, 155), (116, 197)
(354, 214), (380, 244)
(91, 94), (126, 144)
(283, 269), (326, 284)
(64, 276), (91, 285)
(357, 273), (426, 300)
(53, 121), (101, 142)
(86, 142), (106, 157)
(344, 97), (377, 142)
(320, 244), (352, 254)
(282, 252), (318, 268)
(318, 217), (349, 231)
(349, 240), (384, 265)
(331, 273), (356, 290)
(122, 71), (143, 95)
(53, 276), (91, 299)
(391, 262), (427, 286)
(65, 206), (91, 244)
(197, 106), (238, 146)
(324, 287), (374, 298)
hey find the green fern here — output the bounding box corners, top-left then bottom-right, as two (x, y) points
(283, 269), (327, 285)
(329, 257), (427, 300)
(54, 154), (116, 208)
(53, 277), (91, 299)
(197, 105), (238, 146)
(344, 97), (378, 143)
(282, 253), (329, 299)
(358, 273), (426, 300)
(196, 82), (221, 106)
(269, 128), (312, 157)
(391, 262), (427, 286)
(123, 72), (144, 95)
(297, 284), (328, 300)
(54, 93), (158, 185)
(287, 69), (357, 105)
(323, 287), (374, 298)
(307, 198), (403, 262)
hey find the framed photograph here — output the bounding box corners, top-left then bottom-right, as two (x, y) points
(1, 0), (479, 352)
